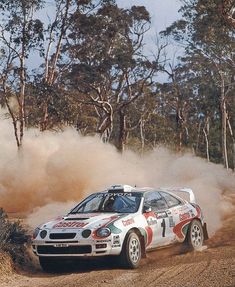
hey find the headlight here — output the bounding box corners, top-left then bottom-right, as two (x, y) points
(32, 227), (40, 239)
(39, 230), (47, 239)
(96, 227), (111, 238)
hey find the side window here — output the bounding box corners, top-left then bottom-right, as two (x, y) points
(144, 191), (168, 212)
(160, 192), (182, 208)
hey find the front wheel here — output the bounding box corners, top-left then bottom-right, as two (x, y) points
(39, 257), (59, 272)
(187, 220), (204, 250)
(119, 231), (142, 269)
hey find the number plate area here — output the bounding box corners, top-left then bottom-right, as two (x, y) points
(54, 243), (69, 248)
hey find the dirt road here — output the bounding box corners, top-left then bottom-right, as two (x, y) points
(1, 214), (234, 287)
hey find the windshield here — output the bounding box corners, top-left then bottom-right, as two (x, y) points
(69, 192), (142, 214)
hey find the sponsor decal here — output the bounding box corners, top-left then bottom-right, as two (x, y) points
(174, 207), (201, 240)
(53, 221), (88, 228)
(145, 226), (153, 246)
(102, 215), (119, 224)
(122, 218), (135, 226)
(112, 244), (121, 247)
(195, 206), (201, 218)
(179, 212), (191, 221)
(169, 216), (175, 227)
(94, 193), (134, 198)
(144, 211), (156, 220)
(156, 211), (168, 219)
(172, 205), (190, 215)
(173, 220), (191, 240)
(113, 235), (120, 245)
(147, 217), (157, 226)
(144, 212), (154, 246)
(189, 209), (195, 217)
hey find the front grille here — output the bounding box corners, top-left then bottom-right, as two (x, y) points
(37, 245), (92, 255)
(49, 233), (76, 240)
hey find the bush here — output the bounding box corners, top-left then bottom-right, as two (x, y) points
(0, 208), (29, 264)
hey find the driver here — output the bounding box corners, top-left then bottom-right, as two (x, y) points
(104, 196), (115, 211)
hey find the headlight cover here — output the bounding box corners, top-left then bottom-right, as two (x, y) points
(32, 227), (40, 239)
(96, 227), (111, 238)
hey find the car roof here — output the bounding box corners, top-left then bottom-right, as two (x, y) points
(104, 185), (189, 202)
(106, 184), (163, 194)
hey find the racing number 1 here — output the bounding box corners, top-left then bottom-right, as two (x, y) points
(161, 219), (166, 237)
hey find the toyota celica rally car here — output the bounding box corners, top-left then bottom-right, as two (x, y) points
(32, 184), (208, 271)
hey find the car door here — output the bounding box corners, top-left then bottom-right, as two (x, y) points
(143, 191), (172, 249)
(159, 191), (185, 243)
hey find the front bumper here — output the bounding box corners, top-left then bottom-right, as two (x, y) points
(32, 238), (122, 257)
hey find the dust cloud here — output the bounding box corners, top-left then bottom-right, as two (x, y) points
(0, 113), (234, 234)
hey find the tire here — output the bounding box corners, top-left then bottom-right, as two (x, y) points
(39, 257), (59, 272)
(186, 220), (204, 250)
(119, 231), (142, 269)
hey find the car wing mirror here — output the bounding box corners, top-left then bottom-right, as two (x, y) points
(143, 206), (152, 213)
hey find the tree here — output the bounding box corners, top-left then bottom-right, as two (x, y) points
(161, 0), (235, 168)
(63, 3), (159, 151)
(0, 0), (44, 148)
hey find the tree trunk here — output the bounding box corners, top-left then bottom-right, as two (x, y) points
(203, 127), (210, 162)
(220, 73), (229, 169)
(117, 109), (127, 152)
(195, 121), (202, 155)
(227, 113), (235, 171)
(19, 57), (26, 147)
(140, 117), (145, 154)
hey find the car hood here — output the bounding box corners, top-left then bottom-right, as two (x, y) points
(42, 212), (127, 230)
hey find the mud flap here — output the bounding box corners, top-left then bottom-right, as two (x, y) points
(140, 235), (146, 258)
(203, 223), (209, 240)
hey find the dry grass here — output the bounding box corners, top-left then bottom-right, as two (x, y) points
(0, 252), (13, 277)
(0, 208), (29, 266)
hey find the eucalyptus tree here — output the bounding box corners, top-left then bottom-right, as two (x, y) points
(63, 2), (158, 151)
(0, 0), (44, 148)
(30, 0), (96, 131)
(161, 0), (235, 168)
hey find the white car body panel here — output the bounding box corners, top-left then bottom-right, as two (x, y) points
(32, 185), (206, 259)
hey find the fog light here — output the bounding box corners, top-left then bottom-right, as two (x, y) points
(40, 230), (47, 239)
(82, 229), (91, 238)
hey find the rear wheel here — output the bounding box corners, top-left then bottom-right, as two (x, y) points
(187, 220), (204, 250)
(119, 231), (142, 269)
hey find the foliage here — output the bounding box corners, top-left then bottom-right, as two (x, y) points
(0, 0), (234, 168)
(160, 0), (235, 168)
(0, 208), (29, 264)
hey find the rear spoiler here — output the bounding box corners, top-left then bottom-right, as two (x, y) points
(159, 187), (196, 204)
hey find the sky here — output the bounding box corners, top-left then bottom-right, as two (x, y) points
(29, 0), (183, 82)
(117, 0), (182, 33)
(117, 0), (183, 82)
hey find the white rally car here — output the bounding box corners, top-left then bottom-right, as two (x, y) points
(32, 184), (208, 271)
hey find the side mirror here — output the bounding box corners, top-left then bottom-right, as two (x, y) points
(143, 205), (152, 213)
